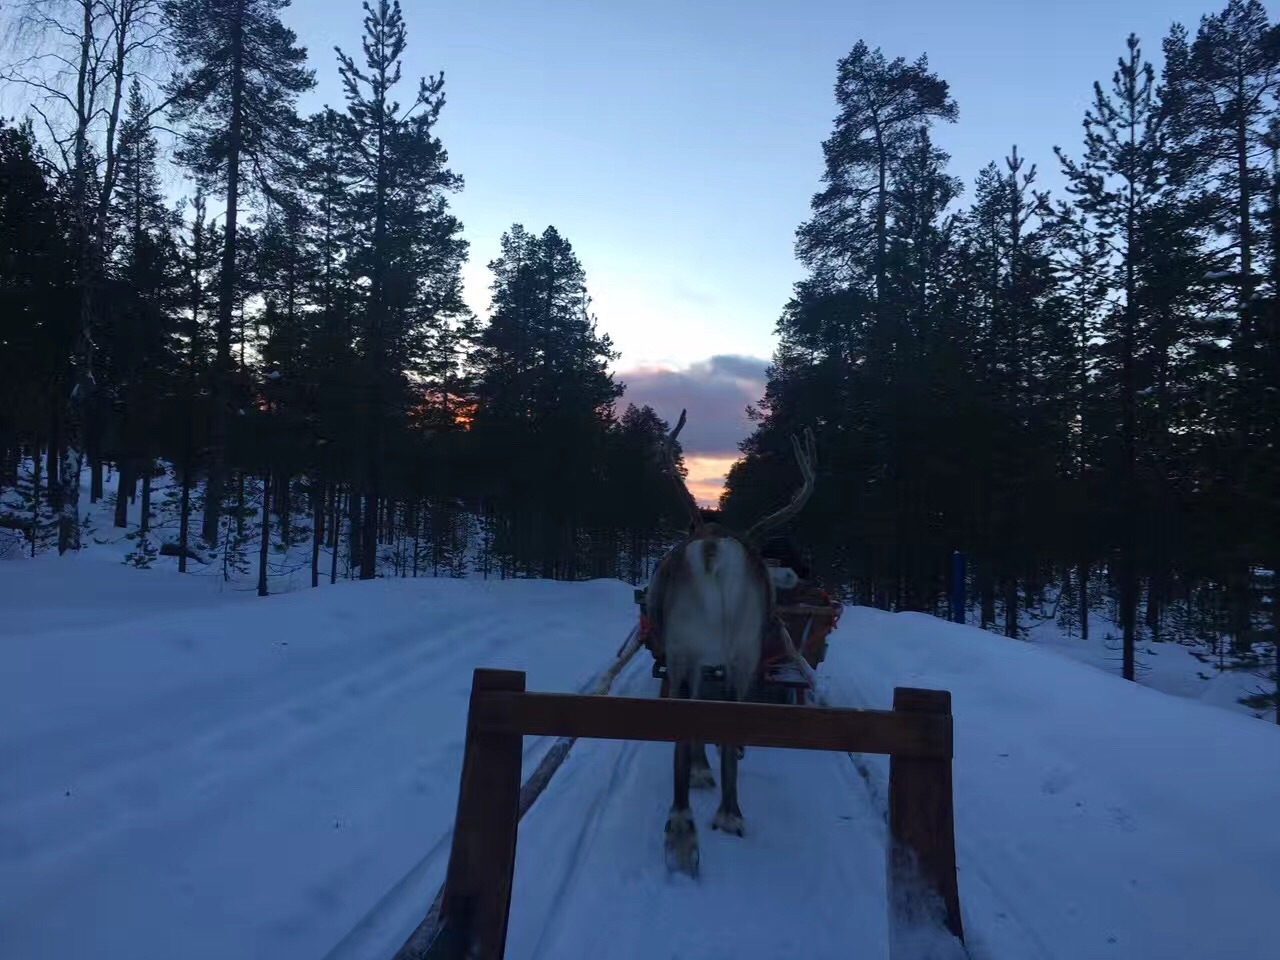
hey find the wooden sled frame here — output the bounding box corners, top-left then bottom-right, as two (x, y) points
(420, 668), (964, 960)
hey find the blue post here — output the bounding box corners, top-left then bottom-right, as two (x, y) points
(949, 551), (966, 624)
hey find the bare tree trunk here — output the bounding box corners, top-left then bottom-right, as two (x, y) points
(980, 565), (995, 630)
(275, 472), (291, 545)
(1145, 575), (1161, 639)
(327, 480), (338, 548)
(89, 448), (104, 503)
(412, 499), (420, 578)
(114, 461), (134, 528)
(361, 489), (378, 578)
(349, 490), (362, 574)
(139, 465), (151, 534)
(1078, 561), (1090, 640)
(257, 470), (271, 597)
(30, 442), (41, 558)
(203, 3), (247, 546)
(329, 483), (340, 585)
(178, 456), (192, 574)
(1004, 578), (1018, 639)
(46, 419), (61, 513)
(311, 478), (323, 588)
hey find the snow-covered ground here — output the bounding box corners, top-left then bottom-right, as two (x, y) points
(3, 555), (1278, 960)
(1022, 605), (1275, 723)
(824, 608), (1280, 959)
(0, 557), (637, 960)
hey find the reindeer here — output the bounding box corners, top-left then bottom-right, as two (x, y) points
(646, 409), (816, 875)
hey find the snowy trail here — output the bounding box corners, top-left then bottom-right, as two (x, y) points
(503, 655), (894, 959)
(6, 562), (1277, 960)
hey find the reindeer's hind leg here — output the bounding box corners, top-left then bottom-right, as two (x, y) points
(690, 741), (715, 789)
(710, 735), (745, 836)
(711, 673), (749, 837)
(663, 676), (700, 876)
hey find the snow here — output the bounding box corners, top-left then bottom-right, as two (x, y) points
(821, 607), (1280, 960)
(0, 559), (638, 960)
(1021, 603), (1275, 724)
(504, 655), (899, 959)
(3, 557), (1278, 960)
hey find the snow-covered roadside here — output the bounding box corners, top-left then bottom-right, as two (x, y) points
(0, 562), (635, 960)
(822, 607), (1280, 960)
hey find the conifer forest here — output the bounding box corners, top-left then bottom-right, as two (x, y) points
(0, 0), (1277, 715)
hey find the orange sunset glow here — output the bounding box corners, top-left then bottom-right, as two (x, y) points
(684, 454), (739, 507)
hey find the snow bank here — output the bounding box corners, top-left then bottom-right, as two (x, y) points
(0, 562), (636, 960)
(822, 607), (1280, 960)
(1023, 606), (1274, 724)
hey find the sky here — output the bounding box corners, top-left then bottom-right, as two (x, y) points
(274, 0), (1229, 504)
(1, 0), (1237, 504)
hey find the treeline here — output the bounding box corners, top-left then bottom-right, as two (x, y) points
(722, 0), (1279, 710)
(0, 0), (691, 584)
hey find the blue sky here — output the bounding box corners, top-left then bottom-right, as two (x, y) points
(278, 0), (1225, 497)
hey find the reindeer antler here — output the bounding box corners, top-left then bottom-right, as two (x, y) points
(744, 426), (817, 543)
(662, 408), (704, 532)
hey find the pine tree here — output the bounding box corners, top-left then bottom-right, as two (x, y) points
(472, 223), (622, 577)
(1055, 33), (1168, 679)
(0, 119), (77, 543)
(335, 0), (468, 579)
(164, 0), (315, 545)
(108, 79), (181, 536)
(797, 40), (958, 299)
(1164, 2), (1280, 645)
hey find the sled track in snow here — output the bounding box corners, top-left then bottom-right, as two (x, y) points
(341, 629), (645, 960)
(378, 624), (965, 960)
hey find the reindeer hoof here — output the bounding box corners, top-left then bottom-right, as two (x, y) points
(664, 810), (700, 876)
(711, 808), (745, 837)
(690, 765), (716, 789)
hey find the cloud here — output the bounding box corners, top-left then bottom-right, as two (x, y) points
(684, 454), (739, 507)
(616, 354), (769, 459)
